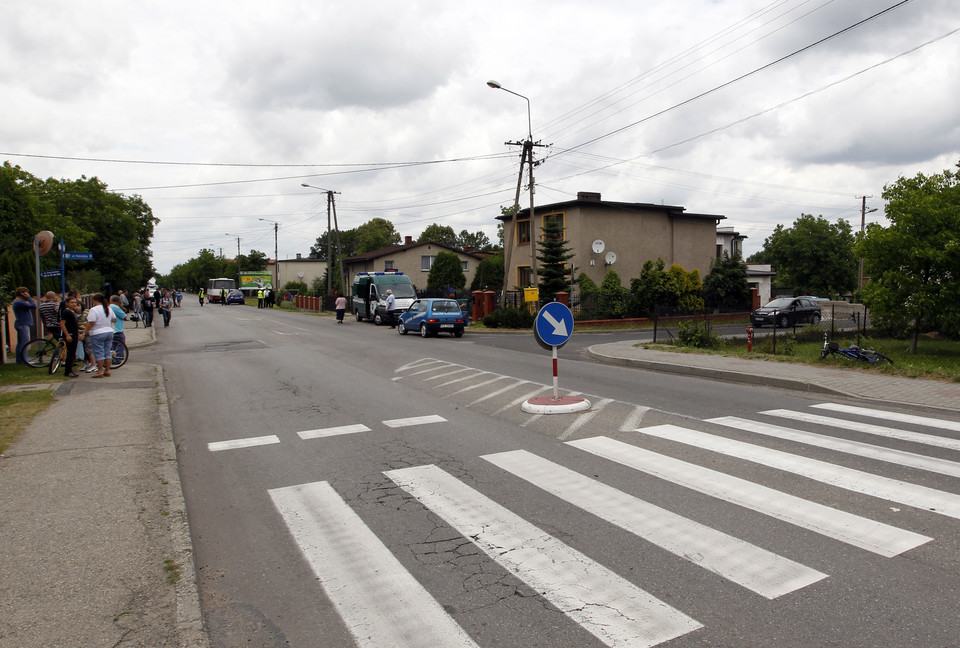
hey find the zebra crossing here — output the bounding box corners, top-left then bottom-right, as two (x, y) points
(253, 400), (960, 647)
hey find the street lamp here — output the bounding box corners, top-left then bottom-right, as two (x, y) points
(488, 79), (538, 300)
(857, 197), (879, 288)
(259, 218), (279, 292)
(225, 233), (241, 288)
(301, 183), (341, 296)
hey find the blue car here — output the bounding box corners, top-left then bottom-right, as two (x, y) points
(397, 298), (466, 338)
(225, 289), (245, 305)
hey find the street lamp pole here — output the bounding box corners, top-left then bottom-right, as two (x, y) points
(259, 218), (280, 291)
(488, 80), (540, 304)
(301, 184), (341, 296)
(225, 233), (241, 288)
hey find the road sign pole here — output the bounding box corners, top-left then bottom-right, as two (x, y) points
(552, 345), (559, 400)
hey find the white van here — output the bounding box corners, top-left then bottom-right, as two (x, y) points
(352, 271), (416, 325)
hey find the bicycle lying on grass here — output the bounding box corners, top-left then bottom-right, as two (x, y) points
(821, 334), (893, 365)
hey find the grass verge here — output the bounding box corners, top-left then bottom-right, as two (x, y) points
(0, 389), (56, 455)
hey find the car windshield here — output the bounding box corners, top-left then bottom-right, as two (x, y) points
(431, 300), (460, 313)
(385, 283), (416, 299)
(763, 298), (795, 309)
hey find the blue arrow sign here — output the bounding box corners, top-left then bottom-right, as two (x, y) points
(63, 251), (93, 260)
(534, 302), (574, 349)
(40, 269), (62, 278)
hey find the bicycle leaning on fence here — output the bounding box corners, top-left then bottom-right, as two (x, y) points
(820, 333), (893, 365)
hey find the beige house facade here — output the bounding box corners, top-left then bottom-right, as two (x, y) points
(497, 192), (725, 290)
(267, 255), (328, 291)
(345, 238), (482, 291)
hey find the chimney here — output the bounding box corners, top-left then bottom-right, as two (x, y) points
(577, 192), (601, 201)
(404, 236), (413, 245)
(296, 253), (302, 259)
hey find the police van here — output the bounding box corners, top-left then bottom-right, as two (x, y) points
(352, 270), (416, 325)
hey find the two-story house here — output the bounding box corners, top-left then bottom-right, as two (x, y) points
(497, 191), (725, 290)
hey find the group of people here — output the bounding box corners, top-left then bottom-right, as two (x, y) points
(256, 288), (277, 309)
(12, 288), (126, 378)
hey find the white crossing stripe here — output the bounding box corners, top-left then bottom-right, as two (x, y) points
(568, 436), (930, 557)
(763, 409), (960, 451)
(710, 416), (960, 479)
(559, 398), (613, 441)
(638, 424), (960, 521)
(383, 414), (447, 428)
(812, 403), (960, 433)
(269, 482), (480, 648)
(385, 464), (702, 648)
(482, 450), (827, 598)
(207, 435), (280, 452)
(298, 424), (371, 440)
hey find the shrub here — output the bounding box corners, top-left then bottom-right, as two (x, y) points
(677, 320), (720, 349)
(482, 306), (535, 329)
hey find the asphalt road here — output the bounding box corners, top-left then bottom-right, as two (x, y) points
(143, 301), (960, 648)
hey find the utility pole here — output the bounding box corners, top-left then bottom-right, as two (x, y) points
(857, 196), (877, 289)
(301, 184), (340, 296)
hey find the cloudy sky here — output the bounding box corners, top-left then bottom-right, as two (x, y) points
(3, 0), (959, 275)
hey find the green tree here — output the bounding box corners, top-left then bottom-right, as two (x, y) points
(598, 269), (628, 319)
(753, 214), (856, 297)
(427, 250), (466, 292)
(858, 162), (960, 352)
(418, 224), (458, 247)
(470, 251), (504, 291)
(355, 218), (400, 253)
(311, 229), (361, 261)
(670, 265), (704, 313)
(703, 252), (751, 310)
(629, 258), (672, 317)
(536, 218), (574, 302)
(241, 250), (269, 272)
(456, 229), (492, 251)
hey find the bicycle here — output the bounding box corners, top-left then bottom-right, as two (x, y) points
(48, 338), (68, 374)
(110, 339), (129, 369)
(821, 334), (893, 365)
(20, 335), (60, 368)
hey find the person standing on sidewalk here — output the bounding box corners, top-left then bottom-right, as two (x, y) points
(158, 290), (173, 327)
(82, 293), (116, 378)
(142, 290), (155, 327)
(109, 295), (127, 347)
(12, 287), (37, 364)
(335, 294), (347, 324)
(59, 296), (82, 377)
(38, 292), (60, 338)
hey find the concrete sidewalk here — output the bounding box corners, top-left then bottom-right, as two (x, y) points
(0, 324), (207, 648)
(587, 339), (960, 413)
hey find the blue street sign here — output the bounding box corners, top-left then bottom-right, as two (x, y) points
(534, 302), (574, 349)
(40, 269), (62, 278)
(63, 251), (93, 260)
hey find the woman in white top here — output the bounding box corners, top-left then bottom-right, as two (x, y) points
(82, 293), (117, 378)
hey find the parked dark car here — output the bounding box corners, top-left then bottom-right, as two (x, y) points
(225, 289), (246, 305)
(397, 298), (466, 337)
(750, 297), (821, 328)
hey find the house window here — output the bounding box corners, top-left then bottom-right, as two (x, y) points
(384, 260), (395, 270)
(541, 212), (565, 239)
(516, 220), (531, 245)
(517, 265), (533, 287)
(461, 260), (468, 272)
(421, 255), (435, 271)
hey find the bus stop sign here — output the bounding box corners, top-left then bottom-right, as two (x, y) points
(534, 302), (574, 350)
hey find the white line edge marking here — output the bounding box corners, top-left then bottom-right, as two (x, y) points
(208, 435), (280, 451)
(269, 481), (480, 648)
(385, 464), (702, 648)
(482, 450), (827, 599)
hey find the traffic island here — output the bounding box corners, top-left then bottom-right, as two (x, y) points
(522, 395), (591, 414)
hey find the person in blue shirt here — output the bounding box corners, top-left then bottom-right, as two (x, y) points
(109, 295), (128, 347)
(12, 287), (37, 364)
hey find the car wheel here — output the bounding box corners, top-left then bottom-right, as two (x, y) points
(776, 315), (789, 328)
(453, 330), (463, 338)
(374, 311), (382, 326)
(355, 311), (363, 321)
(398, 321), (407, 335)
(420, 324), (429, 338)
(811, 313), (821, 325)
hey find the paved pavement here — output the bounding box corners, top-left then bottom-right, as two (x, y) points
(1, 325), (957, 648)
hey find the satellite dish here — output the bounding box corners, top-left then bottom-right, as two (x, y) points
(592, 239), (605, 254)
(605, 251), (617, 265)
(298, 272), (304, 278)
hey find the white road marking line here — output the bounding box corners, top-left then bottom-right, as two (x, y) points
(812, 403), (960, 433)
(441, 370), (495, 388)
(465, 378), (530, 404)
(385, 464), (702, 648)
(207, 435), (280, 452)
(424, 367), (472, 381)
(620, 405), (651, 432)
(397, 358), (444, 372)
(568, 436), (930, 557)
(298, 424), (371, 440)
(409, 362), (458, 377)
(493, 386), (551, 415)
(482, 450), (827, 599)
(269, 482), (480, 648)
(383, 415), (447, 428)
(559, 398), (613, 441)
(762, 409), (960, 452)
(711, 416), (960, 479)
(639, 424), (960, 521)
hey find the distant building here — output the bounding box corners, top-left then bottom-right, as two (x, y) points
(345, 237), (483, 291)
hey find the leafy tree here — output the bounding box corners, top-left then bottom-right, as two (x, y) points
(470, 251), (504, 291)
(241, 250), (269, 271)
(281, 280), (309, 295)
(598, 269), (628, 319)
(427, 250), (466, 292)
(703, 252), (751, 310)
(311, 229), (361, 261)
(575, 272), (599, 319)
(629, 258), (672, 317)
(670, 265), (704, 313)
(536, 218), (574, 302)
(456, 229), (492, 251)
(753, 214), (856, 297)
(418, 224), (458, 247)
(857, 162), (960, 351)
(355, 218), (400, 253)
